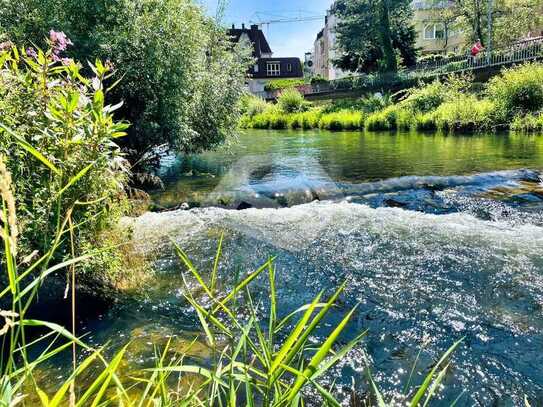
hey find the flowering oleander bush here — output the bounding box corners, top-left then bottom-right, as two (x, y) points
(0, 38), (130, 290)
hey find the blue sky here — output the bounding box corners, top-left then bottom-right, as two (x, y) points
(199, 0), (334, 58)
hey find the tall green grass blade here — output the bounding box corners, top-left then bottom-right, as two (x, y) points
(276, 283), (347, 382)
(268, 261), (276, 347)
(409, 338), (463, 407)
(404, 344), (424, 395)
(2, 206), (16, 295)
(270, 292), (323, 375)
(367, 370), (388, 407)
(422, 363), (449, 407)
(311, 330), (368, 380)
(211, 233), (224, 293)
(212, 258), (274, 314)
(14, 254), (92, 301)
(281, 364), (342, 407)
(274, 303), (327, 333)
(48, 351), (102, 407)
(288, 304), (359, 401)
(76, 345), (128, 407)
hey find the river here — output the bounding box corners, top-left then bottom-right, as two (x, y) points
(66, 131), (543, 404)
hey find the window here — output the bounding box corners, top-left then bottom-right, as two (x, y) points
(287, 63), (292, 72)
(424, 23), (445, 40)
(254, 64), (259, 73)
(267, 62), (281, 77)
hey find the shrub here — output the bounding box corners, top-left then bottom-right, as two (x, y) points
(1, 0), (252, 171)
(0, 42), (129, 289)
(487, 62), (543, 121)
(268, 113), (289, 129)
(433, 95), (495, 132)
(277, 87), (308, 113)
(319, 110), (364, 131)
(301, 109), (322, 129)
(365, 105), (400, 131)
(511, 113), (543, 132)
(240, 94), (268, 117)
(264, 78), (307, 91)
(401, 80), (453, 113)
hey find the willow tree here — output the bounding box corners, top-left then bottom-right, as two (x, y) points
(333, 0), (417, 73)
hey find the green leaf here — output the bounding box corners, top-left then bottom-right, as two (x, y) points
(56, 162), (96, 197)
(409, 338), (463, 407)
(270, 292), (323, 375)
(76, 345), (128, 407)
(367, 369), (388, 407)
(0, 124), (60, 175)
(288, 304), (359, 400)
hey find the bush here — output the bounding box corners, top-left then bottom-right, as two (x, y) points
(264, 78), (307, 91)
(0, 42), (129, 289)
(487, 62), (543, 121)
(432, 95), (495, 132)
(319, 110), (364, 131)
(240, 94), (268, 117)
(364, 105), (400, 131)
(277, 88), (307, 113)
(401, 80), (453, 113)
(269, 113), (289, 129)
(0, 0), (252, 171)
(511, 113), (543, 132)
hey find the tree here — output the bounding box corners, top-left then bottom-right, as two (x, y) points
(448, 0), (543, 49)
(333, 0), (417, 73)
(0, 0), (252, 172)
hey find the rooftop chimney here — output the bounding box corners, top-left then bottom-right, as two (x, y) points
(242, 23), (245, 29)
(232, 24), (235, 29)
(251, 24), (261, 57)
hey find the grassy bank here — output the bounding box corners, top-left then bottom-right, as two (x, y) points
(240, 62), (543, 134)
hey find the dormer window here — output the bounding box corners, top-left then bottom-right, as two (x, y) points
(266, 62), (281, 77)
(287, 63), (293, 72)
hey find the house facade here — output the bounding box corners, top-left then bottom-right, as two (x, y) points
(412, 0), (465, 54)
(310, 11), (348, 81)
(228, 24), (303, 95)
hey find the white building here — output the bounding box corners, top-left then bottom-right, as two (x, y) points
(310, 10), (349, 81)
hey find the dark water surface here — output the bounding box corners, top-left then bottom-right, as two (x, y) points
(64, 131), (543, 404)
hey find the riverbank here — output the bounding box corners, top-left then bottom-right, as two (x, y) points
(240, 62), (543, 134)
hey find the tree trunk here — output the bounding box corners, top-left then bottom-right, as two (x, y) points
(378, 0), (397, 72)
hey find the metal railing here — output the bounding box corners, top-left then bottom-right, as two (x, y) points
(300, 37), (543, 97)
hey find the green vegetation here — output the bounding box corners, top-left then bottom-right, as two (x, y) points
(277, 88), (309, 113)
(264, 78), (308, 91)
(487, 63), (543, 122)
(0, 43), (135, 292)
(241, 63), (543, 135)
(0, 0), (252, 172)
(333, 0), (417, 73)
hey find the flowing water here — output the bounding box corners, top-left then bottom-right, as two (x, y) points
(65, 131), (543, 404)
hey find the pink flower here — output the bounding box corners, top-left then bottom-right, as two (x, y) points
(0, 41), (13, 51)
(49, 30), (73, 53)
(61, 57), (73, 66)
(26, 47), (37, 58)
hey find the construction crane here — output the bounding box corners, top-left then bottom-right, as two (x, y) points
(249, 13), (326, 31)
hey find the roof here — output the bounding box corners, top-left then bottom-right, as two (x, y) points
(228, 25), (272, 57)
(251, 57), (304, 79)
